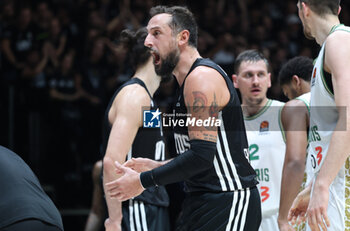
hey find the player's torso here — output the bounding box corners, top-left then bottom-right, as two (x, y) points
(244, 99), (286, 216)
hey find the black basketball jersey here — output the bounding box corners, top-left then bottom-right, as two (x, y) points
(173, 58), (258, 192)
(0, 146), (64, 230)
(102, 78), (169, 207)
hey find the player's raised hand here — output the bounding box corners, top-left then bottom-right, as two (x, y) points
(106, 161), (144, 201)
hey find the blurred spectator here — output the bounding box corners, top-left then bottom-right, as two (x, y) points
(209, 33), (236, 74)
(47, 51), (84, 193)
(0, 1), (15, 35)
(104, 38), (131, 96)
(46, 17), (68, 60)
(34, 1), (53, 46)
(79, 37), (109, 164)
(1, 6), (36, 82)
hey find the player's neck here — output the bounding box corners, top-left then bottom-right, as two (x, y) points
(299, 81), (311, 95)
(313, 15), (340, 45)
(173, 47), (201, 87)
(134, 60), (160, 97)
(242, 97), (269, 117)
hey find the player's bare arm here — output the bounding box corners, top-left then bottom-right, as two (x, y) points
(102, 85), (150, 230)
(278, 99), (309, 230)
(184, 66), (230, 142)
(123, 158), (172, 173)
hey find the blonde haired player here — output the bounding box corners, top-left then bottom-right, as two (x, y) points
(233, 49), (285, 231)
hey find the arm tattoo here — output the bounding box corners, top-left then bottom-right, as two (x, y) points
(192, 91), (207, 113)
(203, 133), (217, 142)
(209, 93), (219, 118)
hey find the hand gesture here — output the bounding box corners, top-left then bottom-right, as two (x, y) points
(123, 157), (161, 172)
(288, 185), (311, 226)
(106, 161), (144, 201)
(306, 184), (330, 231)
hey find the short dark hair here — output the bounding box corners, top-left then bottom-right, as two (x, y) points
(120, 27), (150, 70)
(299, 0), (340, 16)
(150, 5), (198, 48)
(234, 50), (269, 74)
(278, 56), (313, 86)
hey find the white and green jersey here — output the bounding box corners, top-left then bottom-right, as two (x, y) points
(244, 99), (286, 220)
(308, 24), (350, 231)
(296, 92), (310, 112)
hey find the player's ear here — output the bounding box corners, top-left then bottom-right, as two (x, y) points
(267, 73), (272, 88)
(301, 2), (310, 17)
(178, 30), (190, 46)
(292, 75), (300, 87)
(232, 74), (239, 88)
(338, 6), (341, 15)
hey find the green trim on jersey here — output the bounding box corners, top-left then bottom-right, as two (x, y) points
(279, 105), (286, 143)
(320, 51), (334, 97)
(295, 96), (310, 113)
(320, 24), (350, 97)
(244, 99), (272, 121)
(328, 24), (344, 34)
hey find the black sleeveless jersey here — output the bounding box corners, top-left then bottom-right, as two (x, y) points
(102, 78), (169, 207)
(173, 58), (258, 192)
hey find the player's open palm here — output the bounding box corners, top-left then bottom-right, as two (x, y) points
(106, 161), (144, 201)
(288, 185), (311, 226)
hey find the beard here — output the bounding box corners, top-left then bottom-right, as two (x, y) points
(247, 96), (264, 107)
(160, 73), (174, 83)
(155, 48), (180, 78)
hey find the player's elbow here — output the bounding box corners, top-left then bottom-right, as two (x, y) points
(190, 139), (217, 169)
(285, 159), (305, 173)
(102, 156), (115, 177)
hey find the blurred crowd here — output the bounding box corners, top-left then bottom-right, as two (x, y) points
(1, 0), (350, 228)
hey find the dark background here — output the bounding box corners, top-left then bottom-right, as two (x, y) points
(1, 0), (349, 230)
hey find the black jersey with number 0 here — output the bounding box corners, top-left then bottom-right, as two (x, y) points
(173, 58), (257, 192)
(102, 78), (169, 207)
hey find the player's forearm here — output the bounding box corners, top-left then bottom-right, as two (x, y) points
(315, 117), (350, 188)
(103, 157), (122, 222)
(141, 140), (216, 187)
(279, 159), (305, 220)
(158, 159), (171, 167)
(85, 212), (103, 231)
